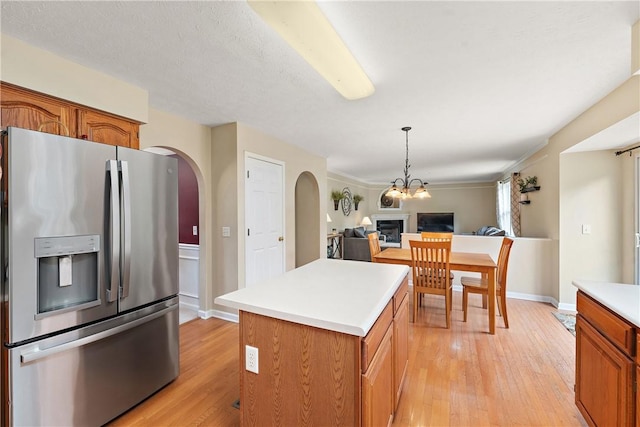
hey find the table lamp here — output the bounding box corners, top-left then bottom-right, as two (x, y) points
(361, 216), (372, 230)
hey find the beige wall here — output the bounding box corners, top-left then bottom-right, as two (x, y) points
(621, 148), (638, 284)
(209, 123), (328, 316)
(509, 74), (639, 307)
(138, 108), (214, 315)
(0, 34), (148, 122)
(559, 150), (624, 304)
(210, 124), (240, 314)
(237, 123), (328, 272)
(328, 172), (497, 235)
(327, 172), (373, 231)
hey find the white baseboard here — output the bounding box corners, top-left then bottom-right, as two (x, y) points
(201, 308), (239, 323)
(412, 281), (565, 308)
(557, 302), (577, 312)
(179, 294), (199, 310)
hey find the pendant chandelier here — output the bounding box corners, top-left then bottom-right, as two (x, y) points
(385, 126), (431, 199)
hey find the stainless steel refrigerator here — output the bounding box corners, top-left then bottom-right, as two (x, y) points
(0, 127), (179, 426)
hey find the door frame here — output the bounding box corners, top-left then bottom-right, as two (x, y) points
(244, 151), (286, 287)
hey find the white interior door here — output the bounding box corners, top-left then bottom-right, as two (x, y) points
(245, 155), (284, 287)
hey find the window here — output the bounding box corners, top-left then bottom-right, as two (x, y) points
(497, 180), (514, 236)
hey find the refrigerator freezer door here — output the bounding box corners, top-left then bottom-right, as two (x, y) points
(117, 147), (178, 312)
(7, 298), (179, 426)
(3, 128), (118, 344)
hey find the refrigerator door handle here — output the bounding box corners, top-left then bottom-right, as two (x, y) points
(106, 160), (120, 302)
(20, 305), (175, 363)
(120, 160), (132, 299)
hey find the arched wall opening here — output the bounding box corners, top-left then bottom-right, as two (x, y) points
(295, 171), (320, 267)
(144, 146), (204, 322)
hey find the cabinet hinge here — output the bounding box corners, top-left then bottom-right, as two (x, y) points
(247, 228), (250, 236)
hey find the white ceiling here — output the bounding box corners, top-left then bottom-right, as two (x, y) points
(2, 1), (639, 184)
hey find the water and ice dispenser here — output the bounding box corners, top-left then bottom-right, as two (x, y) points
(34, 235), (101, 317)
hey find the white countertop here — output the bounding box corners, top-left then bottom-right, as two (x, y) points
(215, 259), (410, 337)
(573, 280), (640, 327)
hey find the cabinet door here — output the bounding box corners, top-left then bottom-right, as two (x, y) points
(362, 326), (393, 427)
(77, 109), (139, 149)
(0, 84), (73, 136)
(576, 315), (634, 427)
(393, 293), (409, 409)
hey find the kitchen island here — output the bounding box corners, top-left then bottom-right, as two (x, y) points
(572, 280), (640, 427)
(215, 259), (410, 427)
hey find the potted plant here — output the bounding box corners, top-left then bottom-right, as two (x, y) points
(352, 194), (364, 211)
(330, 190), (344, 210)
(517, 175), (538, 192)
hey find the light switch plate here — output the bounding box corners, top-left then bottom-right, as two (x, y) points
(581, 224), (591, 235)
(222, 226), (231, 237)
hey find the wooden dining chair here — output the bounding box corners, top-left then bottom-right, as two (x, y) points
(409, 239), (453, 328)
(420, 232), (455, 280)
(461, 237), (514, 328)
(420, 231), (453, 242)
(368, 232), (382, 262)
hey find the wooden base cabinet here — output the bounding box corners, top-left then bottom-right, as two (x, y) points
(239, 275), (409, 427)
(1, 82), (139, 149)
(362, 327), (394, 427)
(576, 291), (635, 427)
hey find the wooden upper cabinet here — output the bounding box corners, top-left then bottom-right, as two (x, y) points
(0, 83), (74, 136)
(1, 82), (140, 149)
(78, 109), (139, 149)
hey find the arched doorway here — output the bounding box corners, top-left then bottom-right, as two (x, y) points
(295, 172), (320, 267)
(144, 147), (202, 324)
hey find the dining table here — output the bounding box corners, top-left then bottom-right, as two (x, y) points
(373, 247), (498, 334)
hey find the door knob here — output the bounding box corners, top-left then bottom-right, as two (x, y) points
(278, 236), (284, 242)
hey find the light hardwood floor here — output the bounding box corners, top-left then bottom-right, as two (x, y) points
(109, 292), (586, 426)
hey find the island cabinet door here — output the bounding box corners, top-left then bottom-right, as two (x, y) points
(362, 326), (394, 427)
(575, 315), (634, 427)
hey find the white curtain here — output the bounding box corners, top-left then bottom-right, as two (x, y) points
(497, 179), (514, 236)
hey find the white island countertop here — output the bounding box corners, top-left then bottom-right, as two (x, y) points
(573, 280), (640, 327)
(215, 259), (410, 337)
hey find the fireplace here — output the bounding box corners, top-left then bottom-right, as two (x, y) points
(377, 220), (403, 243)
(371, 214), (410, 246)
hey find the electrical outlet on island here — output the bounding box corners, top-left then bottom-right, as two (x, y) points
(245, 345), (259, 374)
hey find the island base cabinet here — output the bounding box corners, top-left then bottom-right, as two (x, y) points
(362, 326), (394, 427)
(576, 314), (634, 427)
(239, 311), (361, 426)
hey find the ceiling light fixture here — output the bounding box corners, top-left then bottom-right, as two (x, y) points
(247, 0), (374, 100)
(386, 127), (431, 200)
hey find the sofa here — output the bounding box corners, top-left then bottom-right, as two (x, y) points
(475, 226), (506, 236)
(342, 227), (379, 262)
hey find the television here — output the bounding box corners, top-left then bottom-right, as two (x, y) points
(417, 212), (454, 232)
